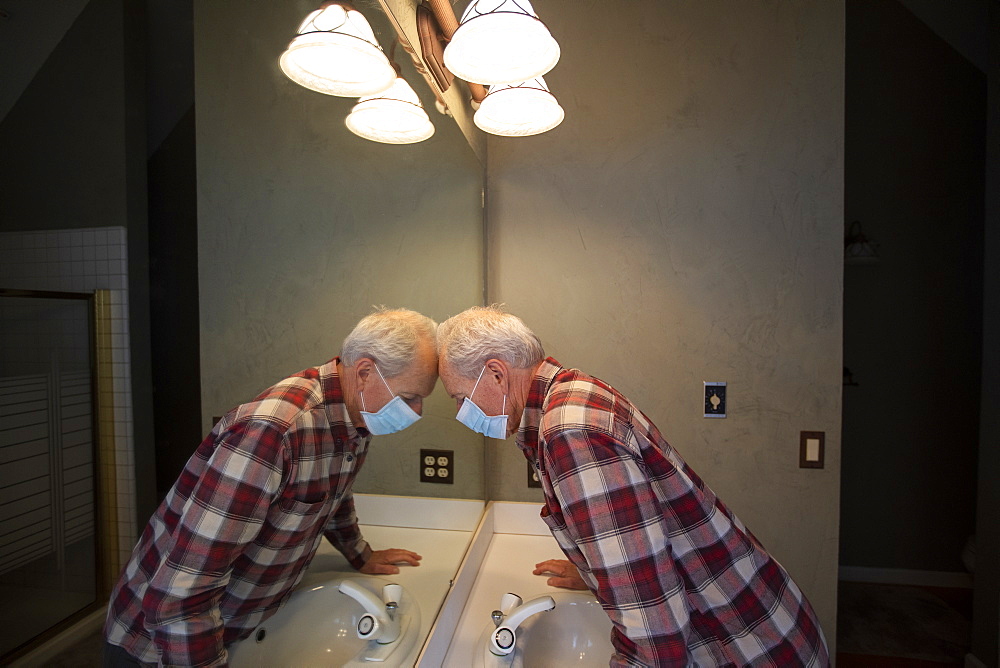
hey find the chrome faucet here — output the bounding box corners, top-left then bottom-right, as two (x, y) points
(488, 592), (556, 656)
(338, 580), (403, 644)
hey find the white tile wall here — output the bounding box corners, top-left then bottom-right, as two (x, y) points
(0, 227), (136, 567)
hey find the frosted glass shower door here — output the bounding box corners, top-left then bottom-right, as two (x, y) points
(0, 291), (99, 659)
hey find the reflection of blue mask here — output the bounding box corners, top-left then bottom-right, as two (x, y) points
(456, 365), (508, 439)
(359, 364), (420, 435)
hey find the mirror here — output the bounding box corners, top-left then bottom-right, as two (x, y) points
(195, 0), (486, 500)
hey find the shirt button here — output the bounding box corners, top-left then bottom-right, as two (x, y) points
(335, 438), (343, 446)
(345, 454), (354, 462)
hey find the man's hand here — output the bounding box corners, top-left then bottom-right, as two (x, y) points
(533, 559), (588, 590)
(359, 548), (422, 575)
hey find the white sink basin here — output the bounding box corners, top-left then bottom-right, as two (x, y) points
(228, 576), (420, 667)
(475, 591), (614, 667)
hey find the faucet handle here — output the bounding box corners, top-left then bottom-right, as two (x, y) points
(382, 583), (402, 606)
(489, 595), (556, 656)
(357, 613), (381, 639)
(491, 610), (504, 627)
(339, 579), (402, 643)
(499, 592), (522, 614)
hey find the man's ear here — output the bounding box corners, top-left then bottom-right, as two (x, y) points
(354, 357), (375, 390)
(485, 359), (508, 392)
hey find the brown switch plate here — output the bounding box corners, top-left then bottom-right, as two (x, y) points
(800, 431), (825, 469)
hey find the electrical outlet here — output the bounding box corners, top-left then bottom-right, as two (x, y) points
(704, 381), (727, 418)
(527, 461), (542, 488)
(420, 449), (454, 484)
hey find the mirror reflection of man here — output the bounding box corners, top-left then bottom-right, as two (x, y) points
(438, 306), (830, 667)
(103, 308), (437, 667)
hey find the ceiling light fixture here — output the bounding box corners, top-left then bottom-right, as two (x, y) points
(443, 0), (560, 86)
(473, 77), (564, 137)
(346, 69), (436, 144)
(279, 2), (396, 97)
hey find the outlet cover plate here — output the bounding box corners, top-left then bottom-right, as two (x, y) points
(527, 461), (542, 488)
(420, 449), (454, 484)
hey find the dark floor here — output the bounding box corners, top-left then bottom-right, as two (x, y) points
(836, 581), (973, 667)
(27, 581), (976, 667)
(39, 628), (103, 668)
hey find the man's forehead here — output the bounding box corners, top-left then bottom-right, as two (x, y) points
(416, 372), (438, 395)
(404, 355), (438, 394)
(440, 369), (476, 394)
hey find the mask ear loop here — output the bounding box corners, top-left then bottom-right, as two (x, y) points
(361, 363), (395, 413)
(373, 363), (395, 395)
(469, 365), (488, 400)
(471, 365), (507, 417)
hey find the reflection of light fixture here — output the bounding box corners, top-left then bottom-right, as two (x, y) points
(474, 77), (564, 136)
(279, 2), (396, 97)
(845, 220), (879, 264)
(444, 0), (560, 85)
(346, 73), (435, 144)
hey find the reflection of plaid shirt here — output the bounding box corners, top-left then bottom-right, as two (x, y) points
(518, 358), (829, 667)
(104, 358), (372, 667)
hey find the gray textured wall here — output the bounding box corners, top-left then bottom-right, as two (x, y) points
(194, 1), (486, 500)
(484, 0), (844, 643)
(0, 0), (89, 124)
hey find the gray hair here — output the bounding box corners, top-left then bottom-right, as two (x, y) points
(437, 305), (544, 378)
(341, 307), (437, 377)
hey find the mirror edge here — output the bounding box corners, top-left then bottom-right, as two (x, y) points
(376, 0), (487, 163)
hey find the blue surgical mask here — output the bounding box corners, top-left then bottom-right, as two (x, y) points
(456, 365), (508, 439)
(359, 364), (420, 435)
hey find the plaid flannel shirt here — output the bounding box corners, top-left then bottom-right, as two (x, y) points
(517, 358), (830, 667)
(104, 358), (373, 667)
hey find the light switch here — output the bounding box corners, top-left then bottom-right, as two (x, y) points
(799, 431), (825, 469)
(805, 438), (821, 462)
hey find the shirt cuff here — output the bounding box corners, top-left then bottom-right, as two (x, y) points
(347, 540), (373, 570)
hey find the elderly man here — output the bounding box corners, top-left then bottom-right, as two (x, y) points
(104, 308), (438, 667)
(438, 306), (829, 667)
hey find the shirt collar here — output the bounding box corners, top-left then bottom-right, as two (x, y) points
(320, 357), (369, 442)
(516, 357), (563, 460)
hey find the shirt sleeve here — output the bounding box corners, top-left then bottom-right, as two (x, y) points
(323, 490), (372, 569)
(543, 428), (693, 667)
(141, 421), (286, 667)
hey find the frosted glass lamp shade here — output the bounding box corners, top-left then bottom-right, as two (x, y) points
(444, 0), (560, 85)
(474, 77), (564, 136)
(279, 3), (396, 97)
(346, 77), (435, 144)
